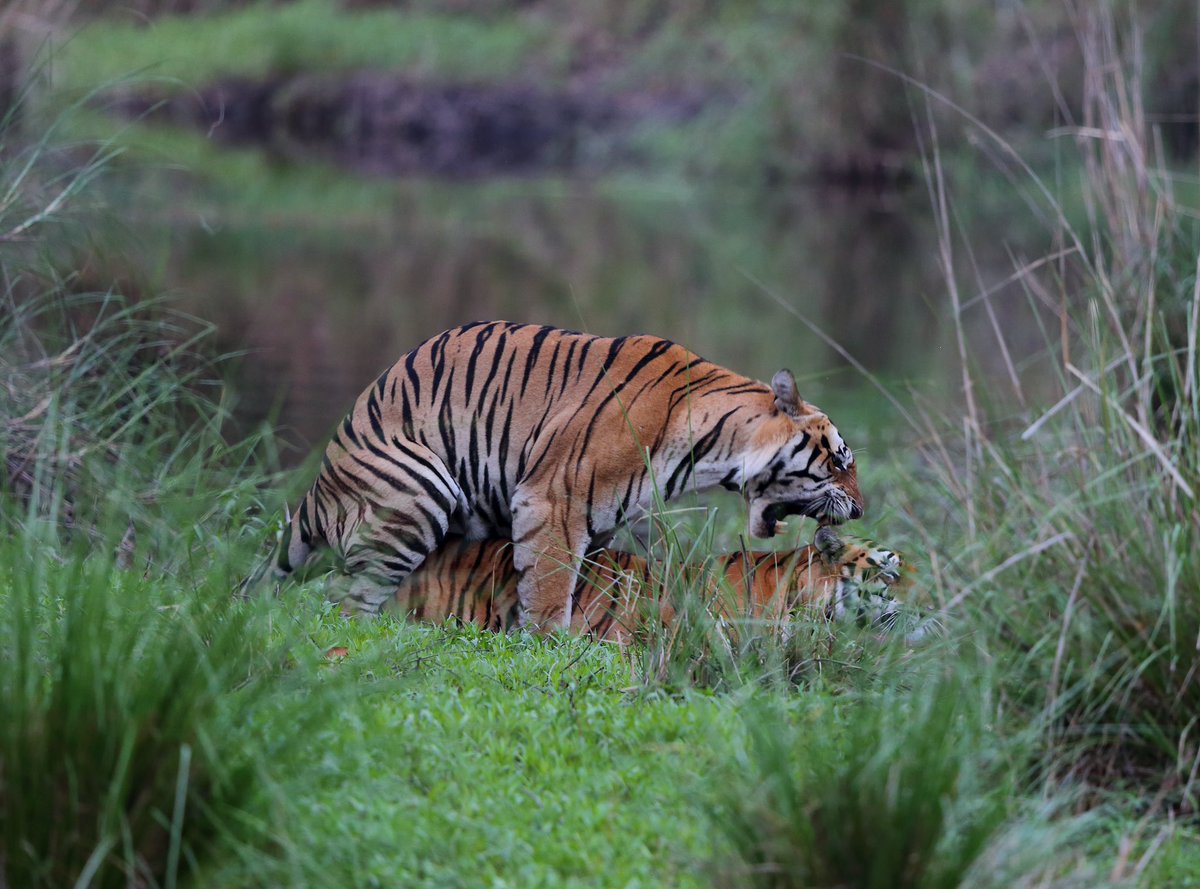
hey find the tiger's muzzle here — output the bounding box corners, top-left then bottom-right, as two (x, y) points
(747, 465), (865, 537)
(748, 492), (862, 538)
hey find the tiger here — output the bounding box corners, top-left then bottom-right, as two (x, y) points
(387, 526), (915, 644)
(252, 321), (864, 630)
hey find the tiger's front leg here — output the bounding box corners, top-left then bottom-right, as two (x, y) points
(510, 486), (591, 632)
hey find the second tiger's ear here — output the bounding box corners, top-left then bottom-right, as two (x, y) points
(814, 525), (844, 562)
(771, 369), (804, 417)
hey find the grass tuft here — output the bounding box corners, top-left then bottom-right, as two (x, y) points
(0, 525), (322, 888)
(708, 675), (1102, 889)
(902, 1), (1200, 814)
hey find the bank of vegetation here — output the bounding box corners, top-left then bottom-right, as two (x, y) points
(4, 0), (1196, 182)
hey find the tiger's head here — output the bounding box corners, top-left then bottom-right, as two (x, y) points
(745, 369), (864, 538)
(812, 526), (913, 633)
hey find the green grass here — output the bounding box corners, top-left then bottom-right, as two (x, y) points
(707, 674), (1105, 889)
(206, 613), (728, 888)
(0, 530), (322, 888)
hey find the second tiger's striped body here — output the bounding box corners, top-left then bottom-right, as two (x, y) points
(389, 528), (913, 643)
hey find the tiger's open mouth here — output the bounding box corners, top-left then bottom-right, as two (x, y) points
(751, 484), (869, 537)
(749, 498), (841, 537)
(769, 500), (840, 532)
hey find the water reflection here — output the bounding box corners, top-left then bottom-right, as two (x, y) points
(113, 156), (1043, 461)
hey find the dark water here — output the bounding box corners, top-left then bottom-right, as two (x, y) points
(107, 135), (1048, 464)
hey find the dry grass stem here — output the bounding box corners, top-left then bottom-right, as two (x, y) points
(1065, 363), (1195, 501)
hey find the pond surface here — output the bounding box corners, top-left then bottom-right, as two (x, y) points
(103, 121), (1050, 465)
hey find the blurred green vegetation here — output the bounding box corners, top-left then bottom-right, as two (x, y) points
(50, 0), (556, 94)
(20, 0), (1155, 180)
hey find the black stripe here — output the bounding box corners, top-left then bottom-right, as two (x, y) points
(429, 331), (451, 400)
(664, 409), (738, 499)
(366, 391), (386, 443)
(497, 400), (514, 499)
(405, 350), (422, 405)
(672, 357), (708, 376)
(520, 326), (555, 395)
(464, 324), (496, 399)
(468, 422), (480, 491)
(543, 339), (564, 400)
(437, 367), (458, 466)
(498, 348), (518, 406)
(574, 339), (594, 379)
(581, 336), (629, 400)
(349, 454), (414, 496)
(400, 384), (415, 438)
(387, 436), (457, 512)
(560, 340), (578, 394)
(700, 382), (767, 398)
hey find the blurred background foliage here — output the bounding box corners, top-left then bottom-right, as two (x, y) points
(3, 0), (1193, 459)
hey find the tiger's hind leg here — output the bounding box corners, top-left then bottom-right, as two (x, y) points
(317, 437), (466, 616)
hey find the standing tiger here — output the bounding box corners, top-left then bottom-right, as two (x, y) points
(258, 321), (864, 629)
(388, 527), (919, 644)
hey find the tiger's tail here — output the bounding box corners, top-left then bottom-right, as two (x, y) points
(236, 493), (321, 598)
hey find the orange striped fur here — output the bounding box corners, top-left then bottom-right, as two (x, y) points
(388, 529), (911, 643)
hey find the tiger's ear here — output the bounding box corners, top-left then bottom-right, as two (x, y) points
(814, 526), (844, 562)
(771, 369), (806, 418)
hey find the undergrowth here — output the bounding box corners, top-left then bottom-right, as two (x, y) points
(0, 95), (311, 888)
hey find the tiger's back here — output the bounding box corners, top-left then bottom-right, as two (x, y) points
(390, 538), (650, 641)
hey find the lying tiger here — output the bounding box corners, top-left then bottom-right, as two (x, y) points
(387, 526), (925, 643)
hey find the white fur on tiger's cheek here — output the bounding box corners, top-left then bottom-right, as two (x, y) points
(742, 439), (787, 481)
